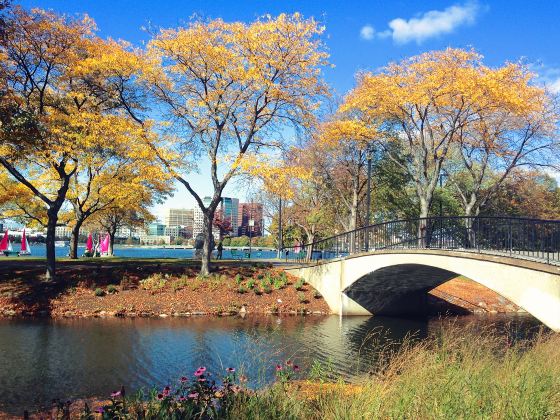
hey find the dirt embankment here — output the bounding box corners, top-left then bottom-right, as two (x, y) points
(0, 260), (521, 319)
(0, 261), (330, 318)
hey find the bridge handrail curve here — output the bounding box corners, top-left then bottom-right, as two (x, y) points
(281, 215), (560, 266)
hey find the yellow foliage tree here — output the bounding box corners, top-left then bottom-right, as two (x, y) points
(0, 7), (153, 279)
(338, 48), (558, 231)
(144, 13), (329, 274)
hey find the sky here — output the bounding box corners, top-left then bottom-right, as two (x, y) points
(17, 0), (560, 219)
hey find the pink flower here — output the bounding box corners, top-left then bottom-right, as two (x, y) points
(226, 367), (235, 373)
(188, 393), (199, 399)
(275, 364), (283, 371)
(157, 393), (164, 400)
(110, 390), (121, 398)
(180, 376), (188, 383)
(194, 367), (207, 376)
(163, 386), (171, 396)
(179, 396), (186, 402)
(285, 360), (293, 367)
(198, 377), (206, 382)
(239, 375), (247, 382)
(293, 365), (300, 372)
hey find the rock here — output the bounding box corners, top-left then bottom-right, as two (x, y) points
(4, 310), (16, 316)
(99, 311), (107, 316)
(159, 313), (169, 318)
(239, 306), (247, 314)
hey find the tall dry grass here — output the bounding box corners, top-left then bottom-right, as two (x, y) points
(229, 324), (560, 419)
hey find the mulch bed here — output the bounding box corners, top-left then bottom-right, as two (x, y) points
(0, 261), (330, 318)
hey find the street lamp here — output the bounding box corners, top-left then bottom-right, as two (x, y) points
(248, 219), (254, 257)
(364, 144), (374, 251)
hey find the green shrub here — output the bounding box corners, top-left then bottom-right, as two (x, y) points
(273, 277), (285, 290)
(253, 287), (262, 296)
(294, 278), (305, 291)
(170, 276), (190, 292)
(247, 279), (256, 289)
(257, 273), (265, 280)
(262, 274), (273, 286)
(94, 288), (105, 297)
(235, 274), (243, 285)
(313, 290), (322, 299)
(262, 284), (272, 294)
(237, 285), (247, 294)
(107, 284), (118, 294)
(140, 273), (167, 290)
(297, 292), (307, 303)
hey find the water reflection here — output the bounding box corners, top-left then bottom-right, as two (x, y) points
(0, 314), (542, 414)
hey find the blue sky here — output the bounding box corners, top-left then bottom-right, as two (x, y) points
(17, 0), (560, 217)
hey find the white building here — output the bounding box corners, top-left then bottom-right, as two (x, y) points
(193, 197), (220, 241)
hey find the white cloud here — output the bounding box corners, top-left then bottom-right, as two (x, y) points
(360, 25), (375, 40)
(529, 63), (560, 94)
(373, 2), (480, 44)
(550, 78), (560, 94)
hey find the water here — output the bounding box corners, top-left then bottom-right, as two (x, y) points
(0, 314), (542, 415)
(23, 245), (277, 260)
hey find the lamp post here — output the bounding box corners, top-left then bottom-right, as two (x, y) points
(277, 197), (283, 259)
(248, 219), (254, 257)
(364, 145), (373, 251)
(439, 172), (444, 248)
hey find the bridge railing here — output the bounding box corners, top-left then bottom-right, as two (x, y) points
(281, 216), (560, 265)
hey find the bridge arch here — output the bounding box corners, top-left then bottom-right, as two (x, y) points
(286, 250), (560, 331)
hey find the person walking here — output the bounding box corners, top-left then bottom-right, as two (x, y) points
(217, 241), (223, 260)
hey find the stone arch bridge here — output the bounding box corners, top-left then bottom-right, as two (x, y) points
(284, 217), (560, 331)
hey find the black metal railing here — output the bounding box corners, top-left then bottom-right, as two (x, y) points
(281, 216), (560, 265)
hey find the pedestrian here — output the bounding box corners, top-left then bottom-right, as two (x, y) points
(217, 241), (223, 260)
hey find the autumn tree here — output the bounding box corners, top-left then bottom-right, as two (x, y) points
(481, 170), (560, 219)
(143, 13), (328, 275)
(448, 68), (559, 218)
(340, 49), (529, 230)
(0, 7), (149, 279)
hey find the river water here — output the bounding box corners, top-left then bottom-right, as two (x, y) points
(0, 314), (542, 415)
(22, 245), (277, 259)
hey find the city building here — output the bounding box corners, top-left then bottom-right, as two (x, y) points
(138, 233), (171, 245)
(221, 197), (239, 237)
(165, 208), (194, 229)
(165, 225), (192, 239)
(55, 226), (73, 238)
(193, 197), (220, 241)
(148, 222), (166, 236)
(238, 202), (264, 237)
(192, 197), (240, 241)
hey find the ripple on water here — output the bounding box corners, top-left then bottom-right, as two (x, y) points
(0, 313), (543, 415)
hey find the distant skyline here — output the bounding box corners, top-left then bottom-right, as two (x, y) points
(17, 0), (560, 217)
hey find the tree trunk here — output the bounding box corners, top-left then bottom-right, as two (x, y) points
(418, 196), (431, 248)
(45, 210), (58, 281)
(109, 229), (116, 256)
(69, 219), (83, 259)
(201, 210), (215, 276)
